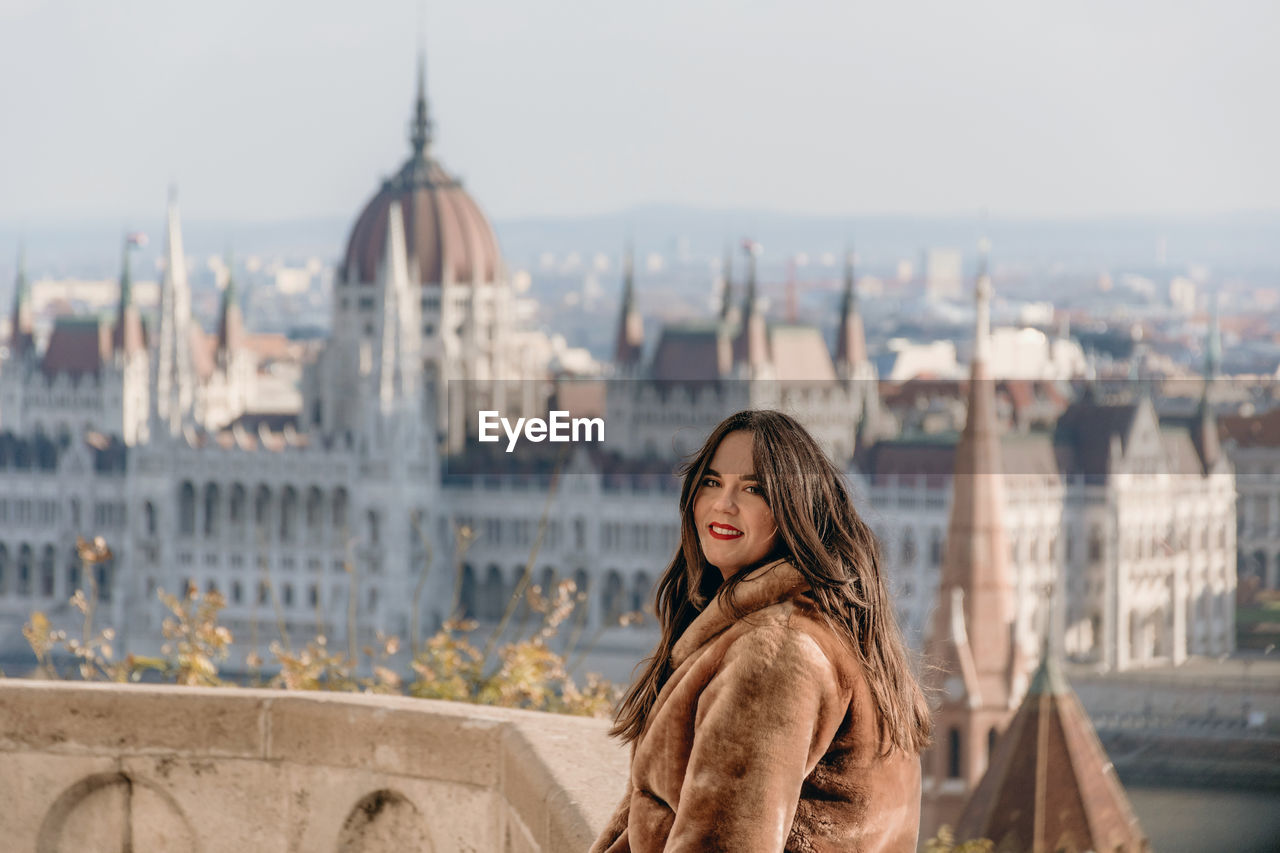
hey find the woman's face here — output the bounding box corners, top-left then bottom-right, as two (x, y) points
(693, 430), (779, 580)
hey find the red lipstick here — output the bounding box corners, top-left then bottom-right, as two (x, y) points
(707, 522), (743, 540)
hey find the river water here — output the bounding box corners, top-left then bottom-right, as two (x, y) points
(1127, 786), (1280, 853)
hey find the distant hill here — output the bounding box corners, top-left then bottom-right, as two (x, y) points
(3, 207), (1278, 279)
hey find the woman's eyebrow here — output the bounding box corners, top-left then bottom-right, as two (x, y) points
(704, 467), (759, 481)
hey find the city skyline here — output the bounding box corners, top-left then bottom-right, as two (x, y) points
(1, 0), (1277, 226)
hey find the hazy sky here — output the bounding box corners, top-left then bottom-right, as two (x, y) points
(1, 0), (1277, 224)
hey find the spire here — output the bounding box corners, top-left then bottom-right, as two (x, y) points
(973, 239), (992, 367)
(376, 201), (421, 414)
(216, 249), (244, 362)
(718, 243), (735, 322)
(954, 641), (1148, 852)
(937, 239), (1015, 698)
(409, 49), (434, 161)
(151, 188), (194, 437)
(733, 239), (769, 371)
(112, 234), (146, 355)
(835, 245), (868, 374)
(1192, 288), (1222, 473)
(742, 239), (759, 316)
(8, 244), (33, 359)
(613, 244), (644, 369)
(921, 239), (1021, 834)
(1205, 287), (1222, 381)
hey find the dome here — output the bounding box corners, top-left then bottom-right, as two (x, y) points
(341, 68), (502, 287)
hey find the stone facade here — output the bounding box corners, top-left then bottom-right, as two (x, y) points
(0, 679), (628, 853)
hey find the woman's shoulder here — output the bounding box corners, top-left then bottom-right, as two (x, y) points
(723, 593), (862, 688)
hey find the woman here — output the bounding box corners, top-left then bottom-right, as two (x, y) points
(591, 410), (931, 853)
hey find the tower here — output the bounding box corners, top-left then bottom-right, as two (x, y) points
(7, 246), (34, 361)
(150, 190), (194, 439)
(921, 243), (1025, 835)
(613, 245), (644, 372)
(732, 240), (770, 376)
(835, 245), (874, 381)
(112, 234), (149, 444)
(1191, 289), (1222, 473)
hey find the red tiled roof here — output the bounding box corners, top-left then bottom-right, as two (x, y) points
(41, 317), (111, 378)
(956, 656), (1149, 852)
(1219, 407), (1280, 449)
(650, 326), (727, 382)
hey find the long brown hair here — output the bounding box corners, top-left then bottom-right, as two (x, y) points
(610, 409), (932, 755)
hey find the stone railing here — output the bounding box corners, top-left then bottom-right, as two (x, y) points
(0, 680), (629, 852)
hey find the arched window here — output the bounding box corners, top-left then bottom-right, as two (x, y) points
(929, 529), (944, 567)
(1088, 525), (1103, 562)
(538, 566), (557, 596)
(229, 485), (246, 528)
(901, 529), (917, 565)
(40, 545), (55, 597)
(204, 483), (219, 537)
(96, 556), (113, 602)
(482, 564), (505, 621)
(306, 487), (323, 531)
(66, 546), (80, 593)
(254, 485), (271, 539)
(333, 487), (349, 531)
(632, 572), (652, 614)
(179, 481), (196, 536)
(282, 583), (294, 608)
(459, 563), (477, 619)
(366, 509), (380, 546)
(231, 580), (243, 605)
(280, 486), (298, 542)
(602, 571), (626, 624)
(18, 544), (33, 596)
(947, 728), (962, 779)
(144, 501), (157, 537)
(988, 727), (999, 763)
(0, 543), (8, 595)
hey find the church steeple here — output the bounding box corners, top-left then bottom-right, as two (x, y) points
(113, 234), (146, 355)
(8, 244), (34, 360)
(1192, 288), (1222, 473)
(613, 244), (644, 370)
(835, 245), (868, 375)
(733, 239), (769, 372)
(216, 249), (244, 366)
(922, 239), (1022, 835)
(718, 243), (735, 323)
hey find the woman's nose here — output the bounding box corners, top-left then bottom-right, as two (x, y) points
(711, 490), (737, 513)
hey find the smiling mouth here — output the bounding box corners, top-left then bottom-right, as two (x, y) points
(707, 523), (743, 540)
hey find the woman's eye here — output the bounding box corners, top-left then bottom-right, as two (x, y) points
(701, 477), (720, 488)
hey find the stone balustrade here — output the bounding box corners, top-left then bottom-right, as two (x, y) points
(0, 680), (629, 852)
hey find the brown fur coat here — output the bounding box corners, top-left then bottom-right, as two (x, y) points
(590, 561), (921, 853)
